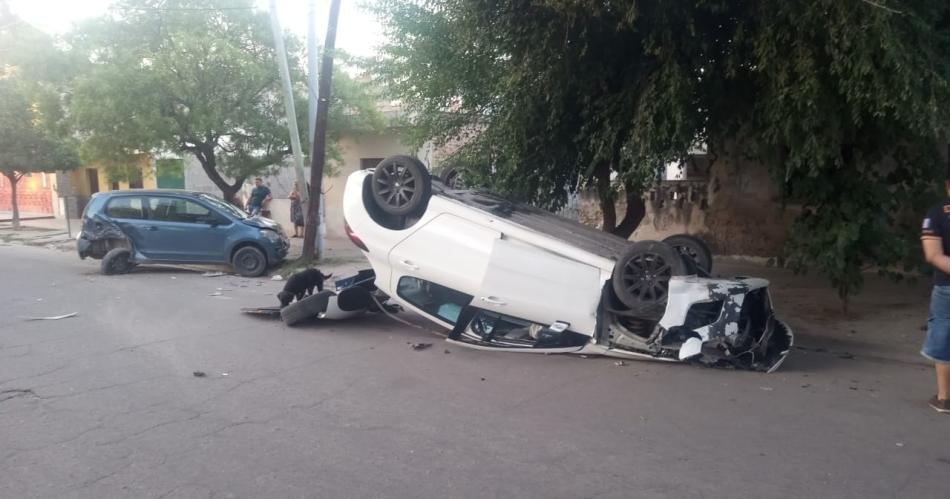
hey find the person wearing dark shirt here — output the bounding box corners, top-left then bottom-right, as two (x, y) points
(920, 185), (950, 413)
(247, 177), (272, 217)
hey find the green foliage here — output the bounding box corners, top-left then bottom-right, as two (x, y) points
(0, 79), (79, 175)
(373, 0), (736, 212)
(744, 1), (950, 299)
(69, 0), (381, 199)
(0, 13), (80, 185)
(375, 0), (950, 300)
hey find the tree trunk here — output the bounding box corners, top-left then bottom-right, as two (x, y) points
(302, 0), (342, 262)
(594, 163), (616, 232)
(4, 171), (21, 229)
(611, 181), (646, 239)
(191, 144), (245, 206)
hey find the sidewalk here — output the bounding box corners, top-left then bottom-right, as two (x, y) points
(0, 217), (77, 251)
(0, 211), (54, 223)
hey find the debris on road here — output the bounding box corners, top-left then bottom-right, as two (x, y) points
(193, 371), (206, 377)
(271, 275), (284, 281)
(202, 271), (228, 277)
(614, 360), (626, 367)
(760, 386), (774, 391)
(241, 306), (282, 317)
(22, 312), (78, 321)
(209, 292), (223, 296)
(444, 349), (451, 354)
(411, 342), (433, 351)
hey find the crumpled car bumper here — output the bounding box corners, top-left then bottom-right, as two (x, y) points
(663, 276), (793, 371)
(77, 235), (91, 259)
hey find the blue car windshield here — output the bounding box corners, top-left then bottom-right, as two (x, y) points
(197, 193), (247, 219)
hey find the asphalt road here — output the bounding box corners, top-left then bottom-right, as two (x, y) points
(1, 245), (948, 499)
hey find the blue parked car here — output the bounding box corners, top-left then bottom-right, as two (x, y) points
(77, 190), (289, 277)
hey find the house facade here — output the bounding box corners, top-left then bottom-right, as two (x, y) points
(52, 156), (184, 219)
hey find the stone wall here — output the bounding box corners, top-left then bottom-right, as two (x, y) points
(575, 150), (789, 258)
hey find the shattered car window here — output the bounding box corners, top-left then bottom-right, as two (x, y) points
(197, 193), (247, 219)
(104, 197), (146, 219)
(397, 276), (472, 324)
(471, 313), (542, 342)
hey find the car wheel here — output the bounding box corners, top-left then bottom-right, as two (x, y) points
(611, 240), (688, 318)
(101, 248), (135, 275)
(281, 290), (333, 326)
(371, 155), (432, 216)
(663, 234), (713, 275)
(440, 166), (465, 189)
(232, 246), (267, 277)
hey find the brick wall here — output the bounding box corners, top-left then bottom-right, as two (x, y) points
(0, 173), (54, 214)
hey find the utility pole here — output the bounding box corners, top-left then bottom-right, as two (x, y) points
(268, 0), (309, 206)
(308, 0), (326, 260)
(302, 0), (341, 261)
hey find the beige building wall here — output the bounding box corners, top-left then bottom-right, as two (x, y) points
(323, 132), (412, 239)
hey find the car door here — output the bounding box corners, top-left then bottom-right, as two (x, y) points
(102, 195), (151, 255)
(478, 236), (603, 337)
(388, 213), (500, 327)
(142, 196), (232, 262)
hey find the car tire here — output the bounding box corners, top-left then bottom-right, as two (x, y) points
(371, 155), (432, 216)
(663, 234), (713, 275)
(611, 240), (688, 318)
(232, 246), (267, 277)
(281, 290), (333, 326)
(439, 166), (464, 189)
(101, 248), (135, 275)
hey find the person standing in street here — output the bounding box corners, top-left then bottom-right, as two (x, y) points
(246, 177), (272, 217)
(920, 178), (950, 413)
(288, 181), (305, 238)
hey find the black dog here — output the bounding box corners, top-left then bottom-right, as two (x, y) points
(278, 268), (333, 308)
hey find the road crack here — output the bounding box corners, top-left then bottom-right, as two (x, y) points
(0, 388), (36, 403)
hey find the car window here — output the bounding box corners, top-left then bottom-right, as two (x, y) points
(197, 193), (246, 219)
(104, 197), (146, 220)
(148, 197), (213, 224)
(396, 276), (472, 325)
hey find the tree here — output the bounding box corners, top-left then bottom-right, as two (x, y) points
(0, 80), (80, 228)
(0, 9), (80, 229)
(69, 0), (380, 203)
(373, 0), (718, 238)
(733, 1), (950, 307)
(374, 0), (950, 303)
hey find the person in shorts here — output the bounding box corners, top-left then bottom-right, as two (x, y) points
(247, 177), (272, 217)
(920, 181), (950, 413)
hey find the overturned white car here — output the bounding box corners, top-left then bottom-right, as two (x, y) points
(342, 156), (792, 372)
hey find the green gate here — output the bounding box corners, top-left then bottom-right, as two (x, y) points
(156, 159), (185, 189)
